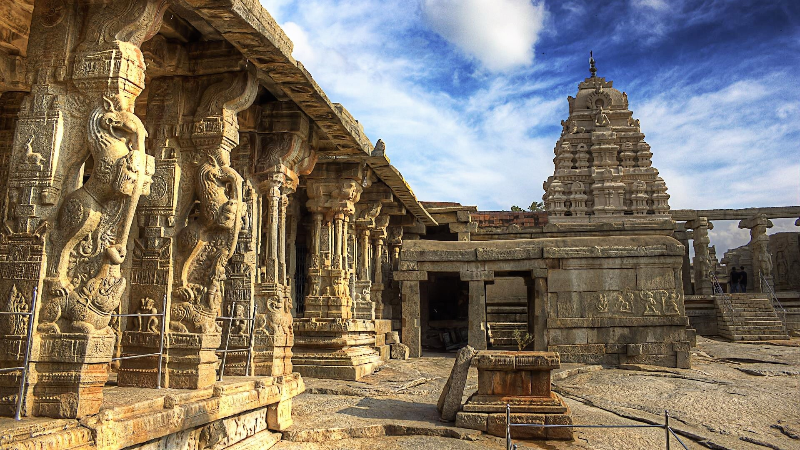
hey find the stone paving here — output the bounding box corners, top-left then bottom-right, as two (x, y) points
(276, 336), (799, 449)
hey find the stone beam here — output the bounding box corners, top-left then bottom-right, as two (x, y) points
(671, 206), (800, 222)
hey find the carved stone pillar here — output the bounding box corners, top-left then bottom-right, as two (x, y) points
(156, 68), (257, 389)
(0, 0), (167, 418)
(371, 216), (389, 319)
(687, 218), (713, 296)
(118, 74), (188, 388)
(674, 227), (693, 295)
(740, 214), (774, 293)
(293, 163), (382, 380)
(352, 227), (374, 320)
(250, 101), (316, 379)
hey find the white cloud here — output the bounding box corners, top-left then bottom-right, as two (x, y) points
(632, 0), (670, 11)
(635, 73), (800, 210)
(420, 0), (547, 72)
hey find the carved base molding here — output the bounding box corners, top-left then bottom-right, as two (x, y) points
(303, 294), (352, 319)
(29, 333), (116, 419)
(292, 318), (383, 380)
(117, 331), (164, 388)
(162, 332), (222, 389)
(0, 335), (28, 415)
(220, 333), (294, 377)
(0, 374), (304, 449)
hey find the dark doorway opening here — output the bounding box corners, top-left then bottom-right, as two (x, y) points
(420, 273), (468, 350)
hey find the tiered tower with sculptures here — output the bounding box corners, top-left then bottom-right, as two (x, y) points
(543, 54), (670, 221)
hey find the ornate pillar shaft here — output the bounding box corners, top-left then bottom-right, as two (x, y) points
(0, 0), (168, 418)
(688, 218), (713, 296)
(740, 214), (773, 293)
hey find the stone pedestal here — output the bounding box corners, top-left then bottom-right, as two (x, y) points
(31, 333), (116, 419)
(456, 351), (573, 440)
(163, 332), (221, 389)
(292, 318), (382, 380)
(251, 332), (294, 377)
(117, 331), (165, 388)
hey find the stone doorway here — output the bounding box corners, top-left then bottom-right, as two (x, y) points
(419, 273), (469, 350)
(486, 275), (531, 349)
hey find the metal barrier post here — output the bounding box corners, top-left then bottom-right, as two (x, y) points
(245, 304), (256, 377)
(218, 310), (232, 381)
(14, 287), (37, 420)
(506, 403), (512, 450)
(665, 410), (671, 450)
(156, 294), (167, 389)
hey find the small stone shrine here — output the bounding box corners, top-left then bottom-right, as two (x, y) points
(455, 351), (573, 440)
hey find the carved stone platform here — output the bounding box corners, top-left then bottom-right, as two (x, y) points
(455, 351), (573, 440)
(0, 374), (303, 449)
(292, 318), (383, 380)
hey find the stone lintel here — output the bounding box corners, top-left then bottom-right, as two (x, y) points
(460, 269), (493, 281)
(392, 270), (428, 281)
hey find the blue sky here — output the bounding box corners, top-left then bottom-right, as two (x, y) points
(260, 0), (800, 255)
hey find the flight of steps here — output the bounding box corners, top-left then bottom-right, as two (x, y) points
(486, 292), (528, 349)
(715, 294), (788, 341)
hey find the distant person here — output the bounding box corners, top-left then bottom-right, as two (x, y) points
(730, 267), (740, 293)
(739, 267), (748, 292)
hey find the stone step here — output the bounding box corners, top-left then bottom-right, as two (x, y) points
(486, 305), (528, 314)
(729, 334), (789, 341)
(486, 314), (528, 323)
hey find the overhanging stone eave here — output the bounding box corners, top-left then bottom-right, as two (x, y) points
(172, 0), (373, 158)
(366, 153), (437, 227)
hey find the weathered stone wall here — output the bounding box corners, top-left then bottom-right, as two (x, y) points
(395, 235), (692, 368)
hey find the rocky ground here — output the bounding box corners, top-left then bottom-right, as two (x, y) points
(274, 336), (800, 450)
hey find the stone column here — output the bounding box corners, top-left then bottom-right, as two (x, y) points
(371, 216), (389, 319)
(687, 218), (713, 296)
(674, 226), (693, 295)
(468, 281), (488, 350)
(250, 102), (317, 378)
(739, 214), (774, 293)
(292, 163), (382, 380)
(400, 280), (422, 358)
(525, 274), (548, 351)
(462, 270), (493, 350)
(161, 68), (257, 389)
(0, 0), (167, 418)
(118, 74), (191, 388)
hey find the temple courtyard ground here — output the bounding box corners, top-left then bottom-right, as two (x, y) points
(270, 337), (799, 450)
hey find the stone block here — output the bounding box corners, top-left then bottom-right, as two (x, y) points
(267, 398), (293, 431)
(385, 331), (400, 344)
(455, 412), (488, 431)
(548, 269), (635, 292)
(390, 343), (409, 360)
(375, 345), (390, 361)
(397, 260), (417, 271)
(545, 411), (574, 440)
(437, 345), (477, 421)
(487, 413), (545, 439)
(636, 267), (675, 290)
(676, 350), (691, 369)
(393, 271), (428, 281)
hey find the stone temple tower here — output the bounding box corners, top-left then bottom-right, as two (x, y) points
(543, 54), (670, 221)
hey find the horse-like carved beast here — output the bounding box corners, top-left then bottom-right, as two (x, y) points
(38, 96), (154, 334)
